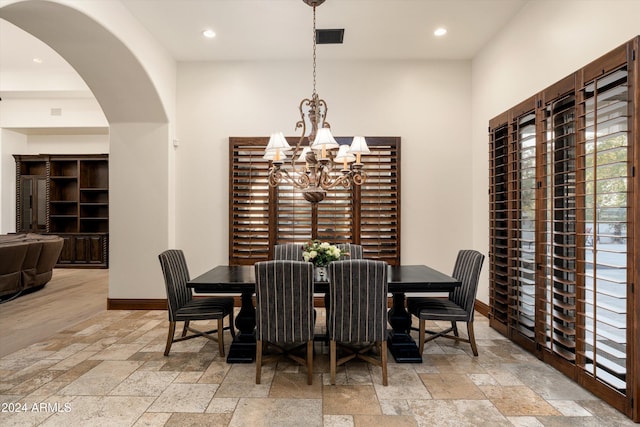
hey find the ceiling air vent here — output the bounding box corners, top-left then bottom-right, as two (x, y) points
(316, 29), (344, 44)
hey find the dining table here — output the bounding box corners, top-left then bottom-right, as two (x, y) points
(188, 264), (461, 363)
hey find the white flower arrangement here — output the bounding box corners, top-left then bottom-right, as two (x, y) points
(302, 240), (344, 266)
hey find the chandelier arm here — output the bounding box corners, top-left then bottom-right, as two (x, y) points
(268, 166), (311, 189)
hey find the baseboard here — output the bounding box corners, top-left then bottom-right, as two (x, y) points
(107, 298), (167, 310)
(474, 299), (490, 318)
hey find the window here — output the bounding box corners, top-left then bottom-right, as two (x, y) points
(229, 136), (401, 265)
(488, 37), (638, 421)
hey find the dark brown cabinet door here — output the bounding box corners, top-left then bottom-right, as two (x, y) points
(19, 176), (47, 233)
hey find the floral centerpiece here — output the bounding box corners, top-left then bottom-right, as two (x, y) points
(302, 240), (343, 267)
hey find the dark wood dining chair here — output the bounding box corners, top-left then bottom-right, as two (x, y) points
(327, 259), (389, 386)
(158, 249), (235, 356)
(273, 243), (304, 261)
(254, 260), (315, 385)
(407, 249), (485, 356)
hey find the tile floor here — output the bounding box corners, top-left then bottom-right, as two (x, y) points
(0, 309), (634, 426)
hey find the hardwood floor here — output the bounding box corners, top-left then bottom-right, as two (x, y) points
(0, 268), (108, 357)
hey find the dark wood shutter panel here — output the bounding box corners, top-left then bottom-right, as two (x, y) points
(230, 136), (400, 265)
(229, 138), (271, 264)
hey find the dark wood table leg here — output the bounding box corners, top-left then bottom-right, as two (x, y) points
(387, 292), (422, 363)
(226, 291), (256, 363)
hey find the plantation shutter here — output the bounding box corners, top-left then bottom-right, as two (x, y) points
(229, 136), (401, 265)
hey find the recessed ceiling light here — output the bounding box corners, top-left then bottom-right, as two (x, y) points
(202, 29), (216, 39)
(32, 57), (43, 64)
(434, 27), (447, 37)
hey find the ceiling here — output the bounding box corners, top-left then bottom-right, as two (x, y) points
(0, 0), (527, 96)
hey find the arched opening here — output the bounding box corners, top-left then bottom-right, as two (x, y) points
(0, 1), (173, 313)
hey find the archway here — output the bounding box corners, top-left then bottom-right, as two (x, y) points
(1, 0), (173, 302)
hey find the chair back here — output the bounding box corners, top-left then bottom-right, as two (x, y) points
(273, 243), (304, 261)
(327, 259), (388, 342)
(449, 250), (485, 321)
(158, 249), (193, 322)
(336, 243), (363, 259)
(254, 260), (314, 343)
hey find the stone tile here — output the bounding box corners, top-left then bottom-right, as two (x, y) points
(323, 385), (381, 415)
(323, 414), (354, 427)
(109, 370), (180, 397)
(50, 350), (98, 371)
(419, 373), (485, 400)
(198, 360), (231, 384)
(269, 372), (322, 398)
(408, 399), (511, 427)
(506, 364), (596, 401)
(578, 400), (638, 426)
(214, 364), (272, 398)
(132, 412), (172, 426)
(379, 399), (412, 416)
(353, 414), (417, 427)
(175, 371), (204, 383)
(229, 398), (322, 427)
(147, 383), (218, 413)
(7, 369), (64, 395)
(39, 395), (153, 426)
(89, 343), (147, 360)
(507, 416), (545, 427)
(59, 360), (142, 396)
(164, 412), (232, 426)
(205, 397), (239, 414)
(547, 399), (594, 416)
(373, 365), (431, 401)
(480, 385), (561, 416)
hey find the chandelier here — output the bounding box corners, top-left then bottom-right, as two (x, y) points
(263, 0), (369, 204)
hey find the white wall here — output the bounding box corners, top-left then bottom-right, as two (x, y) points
(24, 134), (109, 154)
(471, 0), (640, 303)
(0, 129), (27, 233)
(176, 59), (472, 277)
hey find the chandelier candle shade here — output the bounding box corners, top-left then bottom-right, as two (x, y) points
(264, 0), (370, 204)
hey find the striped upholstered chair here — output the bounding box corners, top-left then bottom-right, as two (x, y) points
(158, 250), (235, 357)
(327, 259), (389, 386)
(335, 243), (363, 260)
(273, 243), (304, 261)
(254, 260), (315, 385)
(407, 250), (484, 356)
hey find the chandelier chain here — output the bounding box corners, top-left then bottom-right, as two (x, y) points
(312, 6), (317, 97)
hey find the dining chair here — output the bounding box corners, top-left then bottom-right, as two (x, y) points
(335, 243), (363, 259)
(158, 249), (235, 357)
(327, 259), (389, 386)
(407, 249), (485, 356)
(254, 260), (315, 384)
(273, 243), (304, 261)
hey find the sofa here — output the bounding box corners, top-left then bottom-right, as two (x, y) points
(0, 234), (64, 299)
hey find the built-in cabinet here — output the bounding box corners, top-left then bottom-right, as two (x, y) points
(489, 37), (638, 421)
(14, 154), (109, 268)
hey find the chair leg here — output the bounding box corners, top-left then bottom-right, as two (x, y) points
(451, 321), (459, 337)
(467, 321), (478, 356)
(330, 340), (337, 385)
(256, 339), (262, 384)
(381, 341), (388, 386)
(164, 321), (176, 356)
(307, 340), (314, 385)
(217, 318), (225, 357)
(418, 319), (426, 356)
(181, 320), (190, 337)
